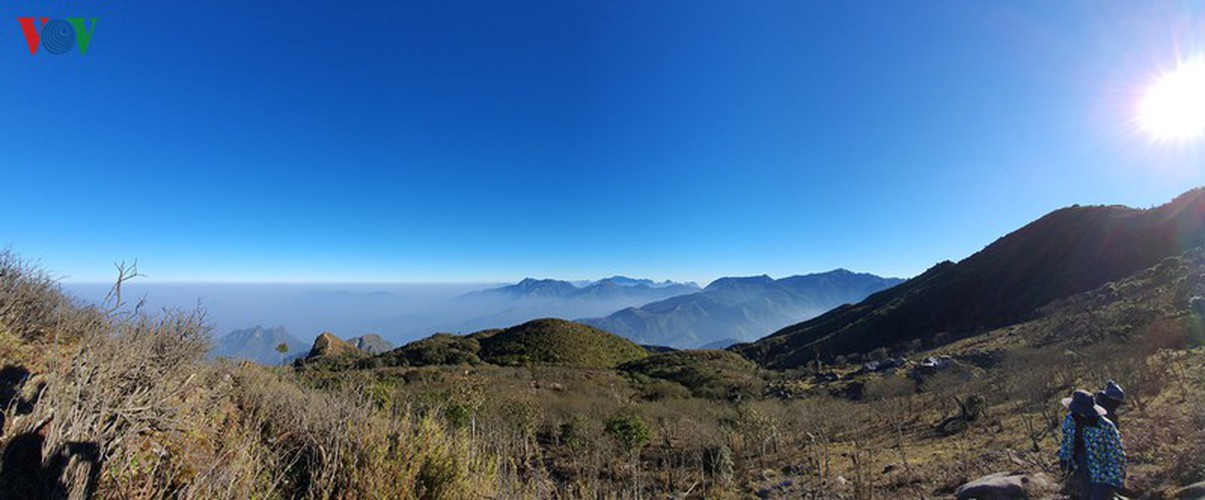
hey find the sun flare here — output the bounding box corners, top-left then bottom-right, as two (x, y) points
(1139, 57), (1205, 141)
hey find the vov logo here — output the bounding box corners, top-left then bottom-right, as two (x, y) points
(17, 17), (98, 55)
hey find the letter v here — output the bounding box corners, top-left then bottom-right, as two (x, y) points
(17, 18), (47, 55)
(67, 18), (98, 55)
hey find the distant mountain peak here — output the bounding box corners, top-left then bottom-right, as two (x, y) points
(212, 325), (306, 366)
(596, 276), (652, 287)
(470, 276), (699, 300)
(445, 276), (702, 334)
(582, 270), (903, 348)
(349, 333), (394, 355)
(703, 275), (775, 291)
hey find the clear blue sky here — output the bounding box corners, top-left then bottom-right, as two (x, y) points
(2, 1), (1203, 284)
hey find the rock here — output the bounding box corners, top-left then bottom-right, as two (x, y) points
(955, 471), (1054, 500)
(1175, 481), (1205, 500)
(306, 332), (362, 359)
(937, 415), (969, 435)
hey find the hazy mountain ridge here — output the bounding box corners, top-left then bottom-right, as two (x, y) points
(212, 325), (308, 365)
(467, 276), (699, 301)
(215, 327), (394, 365)
(732, 188), (1205, 368)
(581, 269), (904, 348)
(349, 334), (394, 354)
(414, 276), (702, 335)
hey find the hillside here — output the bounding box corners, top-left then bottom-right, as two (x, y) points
(0, 252), (499, 499)
(375, 333), (484, 366)
(733, 188), (1205, 368)
(476, 318), (650, 368)
(369, 318), (649, 369)
(582, 269), (903, 348)
(620, 349), (763, 400)
(212, 325), (307, 365)
(5, 244), (1204, 498)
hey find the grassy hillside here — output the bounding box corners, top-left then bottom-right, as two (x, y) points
(734, 189), (1205, 368)
(286, 245), (1205, 498)
(361, 319), (649, 370)
(0, 252), (497, 499)
(476, 318), (649, 368)
(377, 333), (484, 366)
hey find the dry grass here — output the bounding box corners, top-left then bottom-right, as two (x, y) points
(3, 248), (1204, 498)
(0, 252), (497, 499)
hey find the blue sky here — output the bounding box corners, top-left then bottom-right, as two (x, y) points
(2, 0), (1203, 284)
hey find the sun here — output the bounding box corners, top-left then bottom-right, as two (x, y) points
(1139, 57), (1205, 141)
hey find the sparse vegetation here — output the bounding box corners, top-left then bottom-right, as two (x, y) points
(0, 252), (495, 499)
(3, 239), (1205, 497)
(620, 349), (763, 400)
(379, 333), (484, 367)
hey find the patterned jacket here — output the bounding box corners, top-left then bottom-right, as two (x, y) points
(1057, 414), (1126, 488)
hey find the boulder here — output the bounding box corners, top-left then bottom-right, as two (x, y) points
(955, 471), (1054, 500)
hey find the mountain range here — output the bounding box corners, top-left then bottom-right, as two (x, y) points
(581, 270), (904, 348)
(212, 325), (308, 365)
(732, 188), (1205, 368)
(466, 276), (700, 301)
(424, 276), (701, 334)
(214, 327), (395, 365)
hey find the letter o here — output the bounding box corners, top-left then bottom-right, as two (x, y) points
(41, 19), (76, 55)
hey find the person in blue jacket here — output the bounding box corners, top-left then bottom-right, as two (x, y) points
(1095, 380), (1125, 428)
(1058, 389), (1126, 499)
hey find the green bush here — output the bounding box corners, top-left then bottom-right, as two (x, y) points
(620, 350), (763, 400)
(606, 411), (652, 453)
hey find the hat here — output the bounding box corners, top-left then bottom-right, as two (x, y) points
(1101, 380), (1125, 402)
(1061, 389), (1107, 417)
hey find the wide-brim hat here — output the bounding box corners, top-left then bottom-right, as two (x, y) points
(1101, 380), (1125, 402)
(1062, 389), (1107, 417)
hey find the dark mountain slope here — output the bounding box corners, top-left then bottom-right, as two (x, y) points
(733, 188), (1205, 368)
(582, 270), (903, 348)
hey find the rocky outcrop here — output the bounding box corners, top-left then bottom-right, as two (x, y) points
(955, 471), (1054, 499)
(306, 332), (362, 359)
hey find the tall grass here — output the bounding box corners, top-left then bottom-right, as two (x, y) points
(0, 252), (496, 499)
